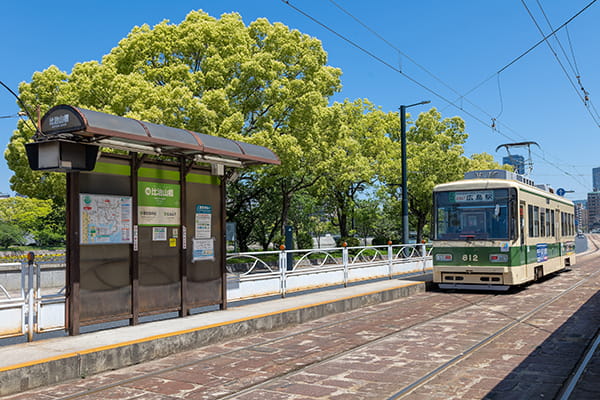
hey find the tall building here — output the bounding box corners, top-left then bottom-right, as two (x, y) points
(593, 167), (600, 191)
(502, 155), (525, 175)
(587, 192), (600, 232)
(573, 200), (587, 233)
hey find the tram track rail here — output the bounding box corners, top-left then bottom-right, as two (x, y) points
(554, 233), (600, 400)
(43, 291), (498, 400)
(557, 327), (600, 400)
(388, 261), (600, 399)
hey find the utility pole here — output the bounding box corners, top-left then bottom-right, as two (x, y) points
(400, 100), (430, 245)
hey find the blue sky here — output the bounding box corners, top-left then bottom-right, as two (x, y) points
(1, 0), (599, 200)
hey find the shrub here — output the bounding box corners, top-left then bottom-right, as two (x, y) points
(335, 236), (360, 247)
(34, 229), (65, 247)
(295, 231), (313, 250)
(372, 235), (401, 245)
(0, 223), (25, 249)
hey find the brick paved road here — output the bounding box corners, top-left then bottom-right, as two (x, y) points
(4, 253), (599, 399)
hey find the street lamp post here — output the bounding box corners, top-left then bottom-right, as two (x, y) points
(400, 100), (430, 245)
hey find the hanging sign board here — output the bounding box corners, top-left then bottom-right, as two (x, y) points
(80, 194), (133, 244)
(138, 181), (180, 226)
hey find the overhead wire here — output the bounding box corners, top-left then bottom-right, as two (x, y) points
(0, 79), (39, 134)
(280, 0), (594, 191)
(518, 0), (599, 185)
(327, 0), (463, 99)
(536, 0), (579, 75)
(328, 0), (512, 138)
(564, 26), (581, 76)
(280, 0), (519, 145)
(520, 0), (600, 126)
(459, 0), (598, 103)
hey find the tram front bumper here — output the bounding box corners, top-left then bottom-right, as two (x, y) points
(434, 266), (511, 287)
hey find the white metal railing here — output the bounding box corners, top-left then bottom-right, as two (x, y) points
(0, 259), (66, 341)
(0, 263), (27, 340)
(226, 243), (432, 301)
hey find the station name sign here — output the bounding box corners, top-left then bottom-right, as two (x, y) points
(451, 191), (494, 203)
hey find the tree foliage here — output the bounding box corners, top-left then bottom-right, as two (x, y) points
(0, 223), (25, 249)
(5, 9), (506, 250)
(0, 197), (53, 231)
(0, 197), (63, 247)
(7, 11), (341, 200)
(313, 99), (399, 238)
(7, 10), (342, 248)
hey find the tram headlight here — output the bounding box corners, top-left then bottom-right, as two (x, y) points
(489, 254), (509, 262)
(435, 253), (453, 261)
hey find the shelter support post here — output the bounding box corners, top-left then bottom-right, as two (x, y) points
(130, 153), (142, 325)
(180, 159), (189, 316)
(220, 175), (227, 310)
(66, 172), (80, 336)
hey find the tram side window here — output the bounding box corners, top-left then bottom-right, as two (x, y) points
(540, 208), (546, 237)
(550, 209), (555, 236)
(528, 204), (542, 238)
(569, 214), (574, 236)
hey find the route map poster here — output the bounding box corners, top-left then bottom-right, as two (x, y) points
(80, 194), (133, 244)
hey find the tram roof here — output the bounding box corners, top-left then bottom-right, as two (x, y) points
(36, 104), (280, 167)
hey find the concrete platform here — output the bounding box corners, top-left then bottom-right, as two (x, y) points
(0, 277), (428, 396)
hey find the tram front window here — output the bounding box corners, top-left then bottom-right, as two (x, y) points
(434, 188), (514, 240)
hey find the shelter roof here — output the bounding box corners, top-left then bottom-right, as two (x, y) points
(38, 104), (280, 167)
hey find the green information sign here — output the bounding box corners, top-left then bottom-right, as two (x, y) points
(138, 181), (180, 226)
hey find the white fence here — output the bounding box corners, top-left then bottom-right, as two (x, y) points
(226, 243), (433, 301)
(0, 260), (65, 341)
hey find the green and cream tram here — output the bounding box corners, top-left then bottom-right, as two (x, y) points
(432, 170), (576, 290)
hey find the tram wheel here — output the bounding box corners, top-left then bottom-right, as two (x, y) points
(534, 266), (544, 281)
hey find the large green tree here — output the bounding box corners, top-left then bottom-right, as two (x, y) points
(0, 197), (62, 247)
(6, 10), (341, 246)
(313, 99), (399, 238)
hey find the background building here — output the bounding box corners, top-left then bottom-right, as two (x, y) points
(593, 167), (600, 191)
(502, 155), (525, 175)
(587, 192), (600, 232)
(573, 200), (587, 233)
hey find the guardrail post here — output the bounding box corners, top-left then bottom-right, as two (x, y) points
(387, 241), (393, 279)
(279, 245), (287, 298)
(342, 242), (348, 287)
(27, 252), (34, 342)
(420, 243), (427, 272)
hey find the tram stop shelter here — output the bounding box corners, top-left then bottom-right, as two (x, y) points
(25, 104), (280, 335)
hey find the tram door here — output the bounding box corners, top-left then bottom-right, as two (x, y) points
(556, 208), (561, 257)
(520, 202), (527, 265)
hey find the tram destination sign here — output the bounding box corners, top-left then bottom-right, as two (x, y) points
(451, 190), (494, 203)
